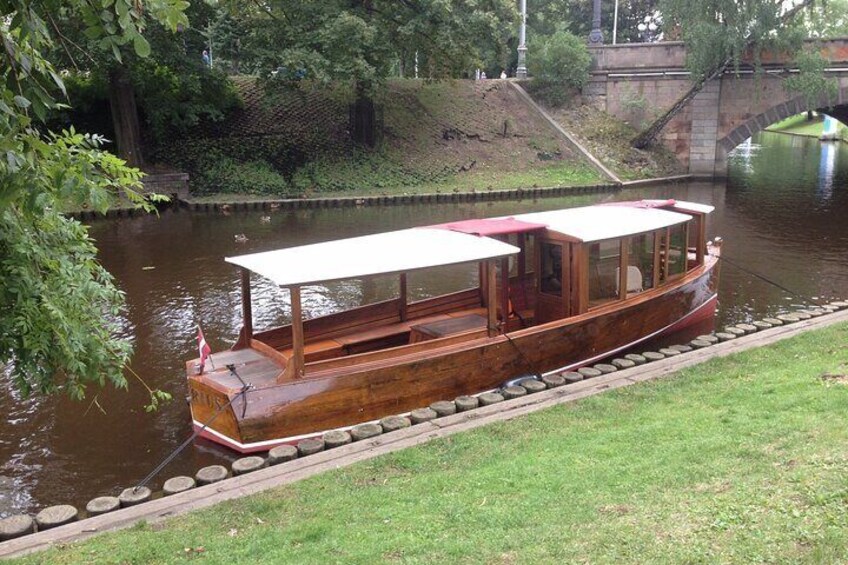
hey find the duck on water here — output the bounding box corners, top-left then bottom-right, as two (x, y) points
(186, 199), (721, 453)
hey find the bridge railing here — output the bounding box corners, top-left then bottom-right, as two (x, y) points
(591, 38), (848, 75)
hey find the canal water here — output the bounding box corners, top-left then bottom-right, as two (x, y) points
(1, 131), (847, 517)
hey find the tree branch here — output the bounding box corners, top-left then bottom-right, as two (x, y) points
(631, 0), (817, 149)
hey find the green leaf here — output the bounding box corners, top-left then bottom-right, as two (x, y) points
(110, 42), (122, 63)
(48, 71), (67, 97)
(13, 95), (30, 108)
(133, 34), (151, 58)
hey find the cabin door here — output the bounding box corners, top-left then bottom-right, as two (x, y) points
(536, 240), (569, 324)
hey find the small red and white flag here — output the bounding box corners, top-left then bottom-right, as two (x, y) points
(197, 325), (213, 374)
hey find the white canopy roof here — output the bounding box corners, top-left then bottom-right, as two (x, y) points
(514, 205), (692, 242)
(661, 200), (715, 214)
(226, 227), (519, 287)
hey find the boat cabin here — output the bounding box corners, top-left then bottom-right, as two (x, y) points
(219, 200), (713, 385)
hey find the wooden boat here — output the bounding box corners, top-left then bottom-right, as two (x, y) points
(186, 199), (721, 452)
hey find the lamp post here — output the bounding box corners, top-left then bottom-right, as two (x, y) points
(589, 0), (603, 45)
(516, 0), (528, 78)
(612, 0), (619, 45)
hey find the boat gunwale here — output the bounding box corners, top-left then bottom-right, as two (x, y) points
(278, 253), (719, 382)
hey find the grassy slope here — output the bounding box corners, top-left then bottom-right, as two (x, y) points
(21, 323), (848, 564)
(162, 79), (604, 199)
(546, 103), (684, 181)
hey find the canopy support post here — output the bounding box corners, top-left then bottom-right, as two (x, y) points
(517, 233), (526, 276)
(235, 268), (253, 349)
(399, 273), (408, 321)
(289, 285), (305, 379)
(500, 257), (510, 326)
(486, 260), (498, 336)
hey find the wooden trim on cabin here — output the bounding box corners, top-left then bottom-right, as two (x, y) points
(696, 214), (706, 265)
(517, 233), (526, 277)
(619, 239), (628, 301)
(574, 244), (589, 314)
(666, 222), (689, 283)
(288, 286), (305, 380)
(567, 243), (577, 317)
(478, 263), (486, 305)
(500, 256), (510, 322)
(486, 260), (498, 336)
(399, 274), (408, 322)
(653, 230), (661, 289)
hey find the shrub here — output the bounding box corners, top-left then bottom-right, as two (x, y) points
(204, 159), (292, 195)
(528, 31), (592, 107)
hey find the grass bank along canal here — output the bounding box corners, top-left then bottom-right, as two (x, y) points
(1, 131), (848, 518)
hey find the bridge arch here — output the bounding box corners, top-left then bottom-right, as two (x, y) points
(589, 39), (848, 175)
(718, 89), (848, 154)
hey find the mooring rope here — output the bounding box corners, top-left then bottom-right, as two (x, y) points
(133, 366), (252, 493)
(503, 332), (544, 381)
(716, 253), (824, 306)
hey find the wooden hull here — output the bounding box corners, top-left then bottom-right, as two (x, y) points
(189, 258), (719, 453)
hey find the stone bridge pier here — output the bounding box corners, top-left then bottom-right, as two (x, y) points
(585, 39), (848, 176)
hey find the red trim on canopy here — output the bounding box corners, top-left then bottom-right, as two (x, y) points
(431, 217), (547, 237)
(601, 199), (676, 209)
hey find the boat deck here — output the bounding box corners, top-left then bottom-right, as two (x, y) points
(199, 307), (491, 391)
(193, 348), (282, 391)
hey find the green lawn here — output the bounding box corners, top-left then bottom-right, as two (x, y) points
(766, 113), (844, 139)
(19, 323), (848, 564)
(186, 161), (605, 203)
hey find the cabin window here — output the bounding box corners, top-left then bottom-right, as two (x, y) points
(686, 215), (702, 268)
(503, 233), (519, 277)
(588, 239), (622, 307)
(524, 234), (535, 276)
(625, 233), (655, 295)
(667, 223), (687, 279)
(503, 233), (535, 279)
(540, 242), (563, 296)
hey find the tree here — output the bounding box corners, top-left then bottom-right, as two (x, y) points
(225, 0), (518, 146)
(632, 0), (817, 148)
(800, 0), (848, 39)
(48, 2), (240, 166)
(1, 0), (187, 401)
(516, 0), (660, 44)
(528, 30), (592, 107)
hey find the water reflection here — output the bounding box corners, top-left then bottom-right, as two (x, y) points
(0, 132), (847, 516)
(818, 141), (837, 200)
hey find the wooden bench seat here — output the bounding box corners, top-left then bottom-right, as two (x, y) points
(335, 314), (453, 355)
(280, 338), (345, 364)
(278, 308), (490, 362)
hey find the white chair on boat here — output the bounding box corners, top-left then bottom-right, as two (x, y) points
(615, 266), (643, 295)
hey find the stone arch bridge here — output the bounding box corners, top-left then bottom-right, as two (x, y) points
(586, 39), (848, 176)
